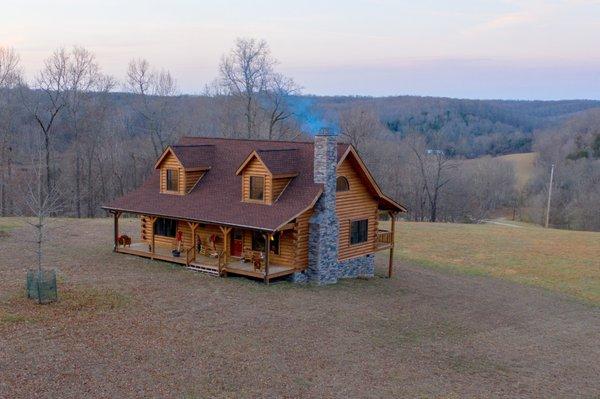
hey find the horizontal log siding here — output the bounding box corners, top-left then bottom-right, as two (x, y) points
(271, 230), (295, 266)
(271, 177), (291, 202)
(241, 157), (271, 203)
(336, 158), (379, 260)
(293, 208), (312, 270)
(159, 152), (185, 195)
(241, 230), (296, 267)
(194, 224), (226, 253)
(185, 170), (204, 193)
(140, 215), (225, 253)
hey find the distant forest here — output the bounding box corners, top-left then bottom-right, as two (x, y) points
(10, 91), (600, 158)
(1, 41), (599, 230)
(300, 96), (600, 157)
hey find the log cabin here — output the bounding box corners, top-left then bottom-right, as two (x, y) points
(102, 130), (406, 284)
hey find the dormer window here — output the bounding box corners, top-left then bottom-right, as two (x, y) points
(249, 176), (265, 201)
(166, 169), (179, 192)
(236, 148), (299, 204)
(155, 145), (213, 195)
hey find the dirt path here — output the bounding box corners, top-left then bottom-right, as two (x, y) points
(0, 219), (598, 398)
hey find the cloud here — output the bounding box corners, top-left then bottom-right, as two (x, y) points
(480, 11), (535, 30)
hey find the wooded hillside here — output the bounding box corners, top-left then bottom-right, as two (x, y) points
(1, 42), (598, 231)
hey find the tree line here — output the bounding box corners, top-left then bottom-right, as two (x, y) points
(0, 39), (598, 231)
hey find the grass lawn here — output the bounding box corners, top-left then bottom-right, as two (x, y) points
(1, 217), (599, 397)
(387, 221), (600, 304)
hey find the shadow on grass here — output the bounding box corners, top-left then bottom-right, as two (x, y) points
(0, 285), (132, 325)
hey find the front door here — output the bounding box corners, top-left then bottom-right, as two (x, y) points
(231, 229), (243, 257)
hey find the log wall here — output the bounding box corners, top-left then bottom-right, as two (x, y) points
(241, 157), (272, 203)
(336, 157), (379, 260)
(158, 152), (185, 195)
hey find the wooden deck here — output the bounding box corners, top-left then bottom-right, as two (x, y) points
(375, 229), (393, 251)
(116, 242), (297, 281)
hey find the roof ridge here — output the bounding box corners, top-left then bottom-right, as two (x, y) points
(179, 136), (313, 145)
(172, 144), (215, 148)
(180, 136), (351, 147)
(257, 148), (299, 152)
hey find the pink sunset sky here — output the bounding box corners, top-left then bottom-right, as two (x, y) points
(1, 0), (599, 99)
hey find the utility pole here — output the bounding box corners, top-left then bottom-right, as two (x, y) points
(545, 164), (555, 228)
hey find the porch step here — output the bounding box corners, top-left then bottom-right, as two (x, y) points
(186, 263), (220, 276)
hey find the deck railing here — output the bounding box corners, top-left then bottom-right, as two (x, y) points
(185, 246), (196, 266)
(217, 251), (226, 276)
(376, 229), (393, 247)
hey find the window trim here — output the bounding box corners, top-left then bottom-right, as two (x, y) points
(154, 217), (177, 238)
(248, 175), (266, 202)
(349, 218), (369, 246)
(336, 176), (350, 192)
(165, 168), (180, 193)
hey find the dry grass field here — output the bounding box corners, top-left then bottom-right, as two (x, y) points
(389, 220), (600, 305)
(1, 217), (599, 398)
(496, 152), (538, 190)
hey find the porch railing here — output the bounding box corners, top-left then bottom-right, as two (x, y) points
(376, 229), (393, 247)
(185, 246), (196, 266)
(217, 251), (226, 276)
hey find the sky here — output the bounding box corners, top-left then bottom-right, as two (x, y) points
(1, 0), (599, 100)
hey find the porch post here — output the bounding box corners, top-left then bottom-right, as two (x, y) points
(113, 211), (121, 252)
(149, 216), (157, 259)
(188, 222), (198, 260)
(264, 232), (271, 284)
(388, 211), (396, 278)
(219, 226), (232, 264)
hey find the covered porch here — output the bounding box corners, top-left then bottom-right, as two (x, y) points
(109, 211), (297, 282)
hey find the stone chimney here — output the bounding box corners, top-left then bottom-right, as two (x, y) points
(307, 128), (339, 284)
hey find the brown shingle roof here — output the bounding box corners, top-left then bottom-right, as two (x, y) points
(255, 148), (299, 176)
(170, 144), (214, 169)
(104, 137), (351, 231)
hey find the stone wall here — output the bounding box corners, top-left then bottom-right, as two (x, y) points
(307, 131), (339, 284)
(302, 130), (377, 285)
(337, 254), (375, 279)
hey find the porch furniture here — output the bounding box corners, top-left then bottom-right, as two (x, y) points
(251, 252), (264, 271)
(242, 247), (253, 263)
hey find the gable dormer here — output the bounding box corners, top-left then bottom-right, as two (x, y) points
(154, 145), (213, 195)
(236, 149), (298, 205)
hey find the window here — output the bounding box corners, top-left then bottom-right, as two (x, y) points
(336, 176), (349, 192)
(350, 219), (369, 245)
(249, 176), (264, 201)
(270, 232), (280, 255)
(154, 218), (177, 237)
(166, 169), (179, 192)
(251, 231), (280, 254)
(252, 231), (266, 252)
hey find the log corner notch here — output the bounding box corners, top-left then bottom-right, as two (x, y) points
(112, 211), (122, 252)
(387, 211), (397, 278)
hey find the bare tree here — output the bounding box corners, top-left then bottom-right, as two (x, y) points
(339, 105), (381, 153)
(265, 72), (300, 139)
(0, 47), (21, 87)
(63, 46), (116, 217)
(457, 157), (517, 222)
(20, 49), (69, 196)
(405, 134), (456, 222)
(126, 59), (178, 156)
(219, 38), (273, 137)
(22, 140), (63, 275)
(0, 47), (22, 216)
